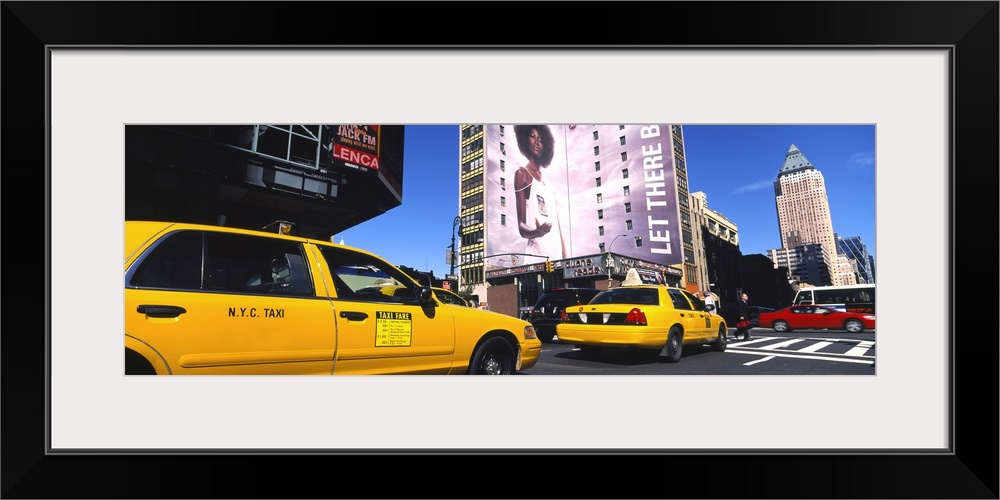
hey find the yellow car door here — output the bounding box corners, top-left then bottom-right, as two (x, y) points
(314, 245), (456, 374)
(666, 288), (711, 341)
(125, 227), (337, 375)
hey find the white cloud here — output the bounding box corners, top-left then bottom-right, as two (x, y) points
(732, 179), (774, 195)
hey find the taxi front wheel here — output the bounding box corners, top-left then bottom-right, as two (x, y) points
(469, 337), (516, 375)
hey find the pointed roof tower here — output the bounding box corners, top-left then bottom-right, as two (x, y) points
(778, 144), (815, 174)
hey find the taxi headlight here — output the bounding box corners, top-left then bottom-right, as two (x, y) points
(523, 325), (537, 340)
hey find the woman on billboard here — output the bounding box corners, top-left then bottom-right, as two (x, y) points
(513, 125), (567, 261)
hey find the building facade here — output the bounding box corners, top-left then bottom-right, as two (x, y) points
(457, 124), (691, 311)
(689, 191), (742, 311)
(837, 234), (876, 284)
(772, 144), (841, 286)
(767, 244), (832, 288)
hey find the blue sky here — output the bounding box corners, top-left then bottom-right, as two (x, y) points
(334, 124), (876, 276)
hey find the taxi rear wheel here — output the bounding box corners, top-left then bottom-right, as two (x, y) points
(659, 327), (683, 363)
(469, 337), (516, 375)
(711, 324), (727, 352)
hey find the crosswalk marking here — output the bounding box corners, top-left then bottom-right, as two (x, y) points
(798, 341), (833, 353)
(844, 340), (875, 357)
(760, 338), (806, 350)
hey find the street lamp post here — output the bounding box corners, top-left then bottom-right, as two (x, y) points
(449, 215), (461, 277)
(606, 234), (628, 287)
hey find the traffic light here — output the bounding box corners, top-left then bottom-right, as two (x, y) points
(545, 260), (554, 273)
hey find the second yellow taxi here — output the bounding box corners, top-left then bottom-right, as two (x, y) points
(555, 270), (728, 362)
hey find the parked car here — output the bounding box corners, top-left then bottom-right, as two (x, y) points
(124, 221), (541, 375)
(555, 283), (728, 362)
(528, 287), (602, 343)
(757, 305), (876, 333)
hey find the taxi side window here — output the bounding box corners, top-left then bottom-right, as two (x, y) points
(681, 290), (707, 311)
(667, 289), (694, 311)
(129, 230), (314, 297)
(317, 246), (419, 305)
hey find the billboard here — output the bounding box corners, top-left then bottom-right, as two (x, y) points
(483, 124), (683, 270)
(327, 125), (405, 200)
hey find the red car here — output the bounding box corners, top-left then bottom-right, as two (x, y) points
(757, 305), (876, 333)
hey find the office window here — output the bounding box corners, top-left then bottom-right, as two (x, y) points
(597, 193), (602, 203)
(622, 168), (629, 179)
(593, 130), (599, 140)
(501, 214), (506, 226)
(500, 142), (506, 154)
(619, 124), (625, 130)
(595, 178), (602, 187)
(598, 226), (605, 236)
(500, 159), (505, 172)
(624, 202), (632, 213)
(619, 136), (626, 146)
(595, 161), (601, 171)
(599, 242), (606, 253)
(635, 236), (643, 247)
(500, 196), (506, 207)
(499, 125), (504, 135)
(621, 151), (628, 162)
(626, 219), (633, 230)
(623, 186), (630, 196)
(598, 209), (604, 220)
(500, 177), (505, 190)
(594, 146), (600, 156)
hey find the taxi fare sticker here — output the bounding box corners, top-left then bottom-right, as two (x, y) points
(375, 311), (412, 347)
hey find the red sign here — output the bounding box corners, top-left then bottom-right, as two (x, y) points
(441, 281), (451, 291)
(333, 143), (380, 170)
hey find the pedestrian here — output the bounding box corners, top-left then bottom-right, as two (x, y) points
(513, 125), (567, 262)
(736, 292), (752, 340)
(702, 291), (717, 315)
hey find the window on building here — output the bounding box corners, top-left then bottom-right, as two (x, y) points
(623, 186), (630, 196)
(500, 143), (505, 154)
(593, 130), (599, 140)
(500, 196), (506, 207)
(499, 125), (504, 135)
(500, 177), (506, 190)
(594, 146), (600, 156)
(619, 124), (625, 130)
(626, 219), (633, 230)
(599, 242), (606, 253)
(501, 214), (506, 226)
(595, 161), (601, 171)
(597, 193), (602, 203)
(598, 226), (605, 236)
(635, 236), (643, 247)
(624, 202), (632, 213)
(598, 209), (604, 220)
(619, 136), (626, 146)
(621, 151), (628, 162)
(622, 168), (629, 179)
(500, 159), (505, 172)
(595, 178), (602, 187)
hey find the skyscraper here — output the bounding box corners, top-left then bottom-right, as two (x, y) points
(773, 144), (841, 286)
(837, 234), (875, 284)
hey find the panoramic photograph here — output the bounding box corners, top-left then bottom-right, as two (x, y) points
(124, 123), (876, 376)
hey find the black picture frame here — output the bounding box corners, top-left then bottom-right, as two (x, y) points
(3, 2), (996, 498)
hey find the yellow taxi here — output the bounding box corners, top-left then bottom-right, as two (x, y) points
(124, 221), (541, 375)
(555, 270), (728, 362)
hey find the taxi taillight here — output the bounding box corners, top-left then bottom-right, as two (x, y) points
(624, 308), (647, 325)
(560, 311), (568, 322)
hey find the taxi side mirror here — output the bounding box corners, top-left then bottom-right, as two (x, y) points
(418, 286), (434, 305)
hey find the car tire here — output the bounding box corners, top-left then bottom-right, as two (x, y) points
(773, 320), (790, 332)
(468, 337), (516, 375)
(536, 331), (555, 343)
(659, 327), (683, 363)
(844, 319), (864, 333)
(711, 324), (727, 352)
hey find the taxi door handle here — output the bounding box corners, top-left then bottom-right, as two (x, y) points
(340, 311), (368, 321)
(137, 305), (187, 318)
